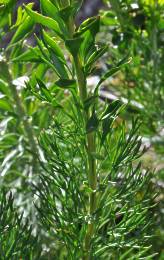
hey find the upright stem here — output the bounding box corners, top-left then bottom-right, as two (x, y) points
(67, 16), (97, 260)
(74, 54), (97, 260)
(83, 134), (97, 260)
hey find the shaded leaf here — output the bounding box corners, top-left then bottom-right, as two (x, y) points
(55, 79), (76, 89)
(65, 37), (84, 57)
(85, 45), (108, 72)
(42, 30), (65, 62)
(86, 110), (99, 133)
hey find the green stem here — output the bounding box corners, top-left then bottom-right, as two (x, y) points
(67, 16), (97, 259)
(83, 134), (97, 260)
(73, 56), (87, 103)
(74, 55), (97, 260)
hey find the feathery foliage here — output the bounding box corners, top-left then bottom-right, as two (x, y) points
(0, 0), (157, 259)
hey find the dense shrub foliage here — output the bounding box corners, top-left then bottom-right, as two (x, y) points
(0, 0), (163, 259)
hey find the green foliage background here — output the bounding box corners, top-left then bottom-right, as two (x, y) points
(0, 0), (163, 259)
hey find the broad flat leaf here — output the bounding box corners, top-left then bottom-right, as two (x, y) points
(54, 79), (76, 89)
(79, 17), (100, 64)
(78, 16), (100, 36)
(40, 0), (58, 14)
(11, 3), (34, 29)
(12, 46), (43, 62)
(34, 35), (67, 78)
(80, 31), (96, 64)
(85, 45), (108, 72)
(77, 17), (100, 65)
(65, 37), (84, 57)
(24, 5), (63, 39)
(40, 0), (67, 35)
(42, 31), (68, 78)
(42, 30), (65, 62)
(48, 49), (69, 79)
(9, 16), (34, 45)
(58, 6), (74, 22)
(11, 6), (23, 28)
(30, 63), (48, 88)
